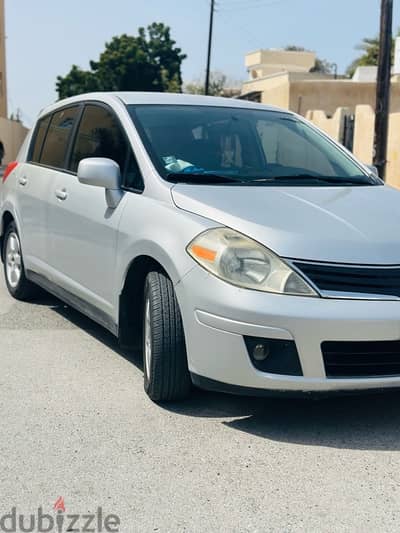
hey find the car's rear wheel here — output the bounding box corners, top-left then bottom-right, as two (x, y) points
(3, 222), (37, 301)
(143, 271), (191, 402)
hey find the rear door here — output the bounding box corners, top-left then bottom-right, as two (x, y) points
(14, 106), (80, 276)
(47, 102), (143, 322)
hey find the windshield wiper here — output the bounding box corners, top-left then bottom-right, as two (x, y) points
(166, 172), (378, 186)
(251, 174), (375, 185)
(165, 172), (245, 184)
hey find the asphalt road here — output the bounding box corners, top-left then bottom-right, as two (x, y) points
(1, 273), (400, 532)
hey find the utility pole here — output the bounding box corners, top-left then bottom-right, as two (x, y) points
(374, 0), (393, 179)
(205, 0), (215, 95)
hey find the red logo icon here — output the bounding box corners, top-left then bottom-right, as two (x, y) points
(53, 497), (66, 512)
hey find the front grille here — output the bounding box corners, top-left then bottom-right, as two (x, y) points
(322, 340), (400, 378)
(293, 261), (400, 298)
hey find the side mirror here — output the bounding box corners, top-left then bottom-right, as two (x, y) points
(78, 157), (120, 188)
(77, 157), (123, 209)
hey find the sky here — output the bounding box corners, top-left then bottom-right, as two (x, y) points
(5, 0), (400, 126)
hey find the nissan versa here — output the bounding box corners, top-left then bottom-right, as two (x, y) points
(1, 92), (399, 402)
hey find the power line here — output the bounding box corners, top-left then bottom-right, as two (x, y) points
(219, 0), (294, 12)
(217, 0), (290, 51)
(205, 0), (318, 90)
(220, 0), (277, 5)
(218, 9), (266, 50)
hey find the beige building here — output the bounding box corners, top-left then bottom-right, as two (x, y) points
(245, 49), (316, 80)
(241, 48), (400, 116)
(0, 0), (28, 165)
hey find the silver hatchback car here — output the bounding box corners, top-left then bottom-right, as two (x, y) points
(1, 92), (400, 402)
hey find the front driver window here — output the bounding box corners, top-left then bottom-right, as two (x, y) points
(69, 104), (143, 191)
(69, 105), (128, 173)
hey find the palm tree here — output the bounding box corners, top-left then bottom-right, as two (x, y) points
(346, 31), (399, 77)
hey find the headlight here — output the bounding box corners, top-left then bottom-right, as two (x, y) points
(187, 228), (318, 297)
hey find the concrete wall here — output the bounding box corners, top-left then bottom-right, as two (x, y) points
(306, 108), (348, 141)
(353, 105), (375, 165)
(0, 118), (29, 165)
(289, 81), (379, 116)
(243, 76), (378, 116)
(387, 112), (400, 187)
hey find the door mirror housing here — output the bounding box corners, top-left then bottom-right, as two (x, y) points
(77, 157), (121, 189)
(77, 157), (123, 209)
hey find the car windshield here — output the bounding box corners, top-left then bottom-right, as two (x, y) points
(128, 104), (379, 186)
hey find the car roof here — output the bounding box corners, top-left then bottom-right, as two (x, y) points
(37, 91), (288, 119)
(113, 92), (279, 110)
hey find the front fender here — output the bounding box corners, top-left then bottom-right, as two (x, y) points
(115, 196), (219, 303)
(0, 202), (21, 237)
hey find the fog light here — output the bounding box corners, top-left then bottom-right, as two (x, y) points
(253, 343), (270, 361)
(244, 336), (303, 376)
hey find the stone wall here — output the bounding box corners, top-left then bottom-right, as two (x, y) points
(0, 118), (29, 165)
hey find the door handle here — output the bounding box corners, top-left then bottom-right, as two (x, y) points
(55, 188), (68, 201)
(18, 177), (27, 186)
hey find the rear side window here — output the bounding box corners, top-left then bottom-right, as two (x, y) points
(30, 115), (51, 163)
(40, 106), (79, 169)
(69, 105), (127, 173)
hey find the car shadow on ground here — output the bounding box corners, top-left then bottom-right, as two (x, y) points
(46, 294), (400, 452)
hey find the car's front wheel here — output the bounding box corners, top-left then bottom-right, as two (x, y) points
(3, 222), (37, 301)
(143, 271), (192, 402)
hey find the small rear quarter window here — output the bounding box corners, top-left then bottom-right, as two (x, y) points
(40, 106), (79, 169)
(30, 115), (51, 163)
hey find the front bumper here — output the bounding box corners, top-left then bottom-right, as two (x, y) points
(175, 265), (400, 393)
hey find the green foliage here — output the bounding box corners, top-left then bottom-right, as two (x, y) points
(185, 71), (228, 96)
(311, 58), (335, 75)
(184, 71), (241, 97)
(56, 23), (186, 99)
(346, 30), (400, 77)
(346, 37), (381, 77)
(56, 66), (101, 100)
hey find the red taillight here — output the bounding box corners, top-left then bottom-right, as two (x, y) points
(2, 161), (18, 183)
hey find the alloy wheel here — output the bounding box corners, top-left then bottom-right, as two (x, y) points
(5, 232), (22, 289)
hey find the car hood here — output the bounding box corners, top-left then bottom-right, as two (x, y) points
(171, 184), (400, 264)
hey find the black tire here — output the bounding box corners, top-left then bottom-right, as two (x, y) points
(3, 222), (38, 301)
(143, 271), (192, 402)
